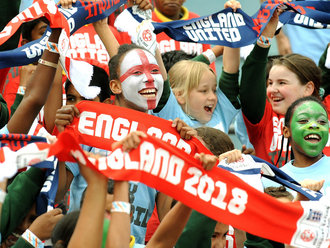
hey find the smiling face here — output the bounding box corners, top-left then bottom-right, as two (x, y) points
(118, 49), (163, 112)
(267, 65), (313, 115)
(288, 101), (329, 158)
(185, 70), (217, 124)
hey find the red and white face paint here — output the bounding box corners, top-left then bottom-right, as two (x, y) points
(119, 49), (163, 111)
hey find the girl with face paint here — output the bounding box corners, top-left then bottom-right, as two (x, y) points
(54, 1), (173, 245)
(108, 44), (166, 113)
(279, 96), (330, 195)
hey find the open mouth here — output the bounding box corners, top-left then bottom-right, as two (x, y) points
(139, 88), (157, 99)
(204, 105), (214, 113)
(304, 134), (321, 143)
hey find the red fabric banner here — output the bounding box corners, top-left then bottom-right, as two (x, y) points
(51, 131), (329, 247)
(2, 101), (330, 247)
(67, 101), (212, 156)
(1, 129), (330, 246)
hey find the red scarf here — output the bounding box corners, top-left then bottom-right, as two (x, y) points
(2, 102), (330, 247)
(21, 131), (330, 247)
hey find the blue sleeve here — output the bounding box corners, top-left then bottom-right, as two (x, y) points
(65, 161), (80, 177)
(0, 125), (9, 134)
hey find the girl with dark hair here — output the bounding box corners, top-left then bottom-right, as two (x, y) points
(263, 96), (330, 196)
(281, 96), (329, 183)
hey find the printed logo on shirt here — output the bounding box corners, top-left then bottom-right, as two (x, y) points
(129, 184), (152, 228)
(268, 116), (291, 167)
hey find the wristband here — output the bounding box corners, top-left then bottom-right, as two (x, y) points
(46, 41), (59, 54)
(0, 189), (6, 203)
(202, 49), (216, 63)
(111, 201), (131, 214)
(257, 35), (272, 47)
(38, 59), (57, 69)
(17, 86), (26, 95)
(21, 229), (44, 248)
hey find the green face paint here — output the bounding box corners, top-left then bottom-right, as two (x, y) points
(290, 101), (329, 157)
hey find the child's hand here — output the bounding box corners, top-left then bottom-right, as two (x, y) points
(224, 0), (241, 12)
(295, 179), (325, 201)
(54, 105), (80, 133)
(78, 153), (107, 184)
(171, 118), (198, 140)
(19, 64), (37, 88)
(45, 134), (57, 144)
(241, 145), (255, 155)
(59, 0), (76, 9)
(260, 5), (283, 39)
(300, 179), (325, 192)
(127, 0), (152, 10)
(111, 131), (147, 152)
(195, 152), (218, 171)
(219, 149), (242, 163)
(28, 208), (63, 241)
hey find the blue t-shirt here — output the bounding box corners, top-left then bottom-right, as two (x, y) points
(263, 156), (330, 197)
(280, 156), (330, 194)
(0, 125), (9, 134)
(66, 147), (157, 245)
(153, 87), (238, 133)
(66, 145), (94, 212)
(234, 110), (254, 149)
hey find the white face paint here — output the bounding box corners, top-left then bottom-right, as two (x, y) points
(119, 49), (164, 111)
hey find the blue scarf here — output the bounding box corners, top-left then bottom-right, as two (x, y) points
(0, 1), (329, 68)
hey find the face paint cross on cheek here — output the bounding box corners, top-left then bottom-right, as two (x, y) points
(119, 49), (164, 111)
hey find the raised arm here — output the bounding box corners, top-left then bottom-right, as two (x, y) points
(43, 64), (63, 134)
(106, 132), (146, 248)
(68, 159), (108, 248)
(6, 28), (61, 133)
(216, 0), (241, 109)
(219, 46), (241, 109)
(240, 9), (279, 124)
(107, 181), (131, 248)
(92, 0), (152, 59)
(93, 18), (119, 59)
